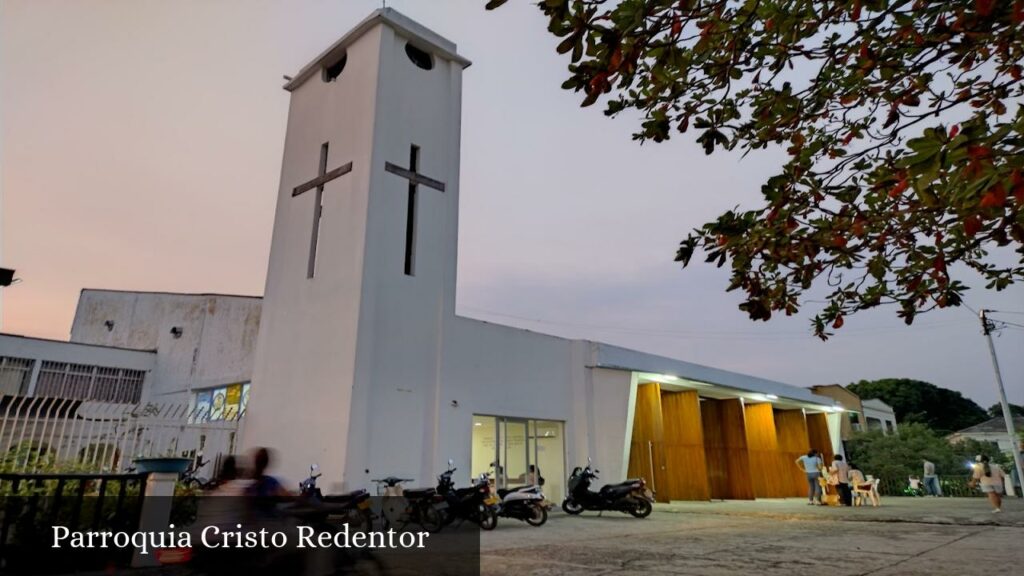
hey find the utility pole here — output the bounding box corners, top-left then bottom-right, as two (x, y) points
(979, 309), (1024, 497)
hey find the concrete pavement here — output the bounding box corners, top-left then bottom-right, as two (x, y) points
(480, 498), (1024, 575)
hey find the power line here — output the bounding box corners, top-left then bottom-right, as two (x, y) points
(459, 306), (973, 341)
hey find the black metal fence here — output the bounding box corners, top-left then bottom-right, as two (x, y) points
(0, 472), (148, 573)
(874, 474), (987, 497)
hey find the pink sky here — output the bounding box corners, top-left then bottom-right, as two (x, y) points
(3, 1), (1022, 406)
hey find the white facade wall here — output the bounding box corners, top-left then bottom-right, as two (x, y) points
(70, 290), (261, 402)
(243, 17), (384, 488)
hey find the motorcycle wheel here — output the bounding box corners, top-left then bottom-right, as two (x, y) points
(561, 499), (584, 515)
(525, 504), (547, 527)
(478, 506), (498, 531)
(629, 498), (653, 519)
(418, 504), (445, 533)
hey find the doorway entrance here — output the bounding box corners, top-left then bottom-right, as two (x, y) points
(471, 415), (565, 502)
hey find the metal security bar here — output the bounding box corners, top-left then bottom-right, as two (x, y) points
(0, 358), (33, 397)
(0, 396), (242, 474)
(33, 362), (145, 404)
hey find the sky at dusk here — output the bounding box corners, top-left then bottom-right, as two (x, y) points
(2, 0), (1022, 408)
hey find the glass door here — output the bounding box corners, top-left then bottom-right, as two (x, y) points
(472, 415), (565, 501)
(499, 419), (530, 489)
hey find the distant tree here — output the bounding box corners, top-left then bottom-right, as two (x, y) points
(847, 422), (1006, 487)
(485, 0), (1024, 338)
(987, 402), (1024, 417)
(848, 378), (987, 433)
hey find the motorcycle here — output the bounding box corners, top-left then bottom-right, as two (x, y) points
(297, 463), (375, 530)
(435, 460), (498, 530)
(495, 483), (548, 526)
(488, 463), (549, 526)
(561, 459), (654, 518)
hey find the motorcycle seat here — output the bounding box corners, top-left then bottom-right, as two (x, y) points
(600, 482), (638, 496)
(402, 487), (436, 499)
(323, 489), (368, 503)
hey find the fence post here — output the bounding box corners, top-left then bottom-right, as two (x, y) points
(130, 472), (176, 568)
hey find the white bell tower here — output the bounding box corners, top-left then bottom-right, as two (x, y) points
(243, 9), (470, 489)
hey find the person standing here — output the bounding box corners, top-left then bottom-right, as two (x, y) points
(969, 455), (1005, 513)
(831, 455), (852, 506)
(922, 459), (942, 497)
(796, 449), (823, 505)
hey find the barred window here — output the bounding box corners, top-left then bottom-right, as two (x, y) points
(0, 357), (34, 396)
(35, 361), (144, 404)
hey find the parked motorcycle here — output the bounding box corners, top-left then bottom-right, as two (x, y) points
(297, 463), (375, 530)
(435, 460), (498, 530)
(561, 459), (654, 518)
(495, 483), (548, 526)
(487, 463), (549, 526)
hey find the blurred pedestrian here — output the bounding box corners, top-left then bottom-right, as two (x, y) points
(969, 455), (1005, 513)
(246, 447), (291, 517)
(922, 459), (942, 497)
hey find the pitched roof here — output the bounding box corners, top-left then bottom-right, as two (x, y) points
(952, 415), (1024, 435)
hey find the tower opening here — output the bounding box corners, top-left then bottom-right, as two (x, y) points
(404, 43), (433, 70)
(322, 52), (348, 82)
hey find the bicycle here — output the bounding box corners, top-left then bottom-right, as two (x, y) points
(370, 477), (445, 533)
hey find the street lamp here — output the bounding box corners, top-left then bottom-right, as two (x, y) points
(0, 268), (14, 287)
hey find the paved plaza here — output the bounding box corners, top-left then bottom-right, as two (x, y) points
(480, 498), (1024, 576)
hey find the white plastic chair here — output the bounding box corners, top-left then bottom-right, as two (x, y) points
(853, 478), (881, 506)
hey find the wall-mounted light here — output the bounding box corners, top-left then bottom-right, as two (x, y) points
(104, 320), (115, 332)
(170, 326), (183, 338)
(450, 400), (459, 408)
(0, 268), (17, 287)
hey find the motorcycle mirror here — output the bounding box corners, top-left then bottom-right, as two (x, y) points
(448, 458), (454, 467)
(587, 457), (592, 466)
(310, 463), (320, 474)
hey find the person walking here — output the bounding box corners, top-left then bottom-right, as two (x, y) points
(969, 455), (1005, 513)
(922, 459), (942, 497)
(830, 454), (852, 506)
(796, 449), (823, 505)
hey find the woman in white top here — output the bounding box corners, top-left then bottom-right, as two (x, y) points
(969, 454), (1005, 513)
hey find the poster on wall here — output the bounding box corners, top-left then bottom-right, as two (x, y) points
(224, 384), (242, 420)
(195, 391), (212, 420)
(210, 388), (226, 420)
(193, 382), (252, 422)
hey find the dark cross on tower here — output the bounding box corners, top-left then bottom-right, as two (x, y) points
(292, 142), (352, 278)
(385, 145), (445, 276)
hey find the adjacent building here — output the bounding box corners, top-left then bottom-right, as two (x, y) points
(948, 416), (1024, 454)
(810, 384), (899, 443)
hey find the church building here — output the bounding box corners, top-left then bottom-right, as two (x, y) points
(240, 9), (844, 503)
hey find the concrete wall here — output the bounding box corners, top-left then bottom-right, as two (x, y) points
(70, 290), (260, 401)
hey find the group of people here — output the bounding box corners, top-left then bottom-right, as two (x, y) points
(796, 450), (1011, 513)
(795, 449), (870, 507)
(197, 447), (291, 525)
